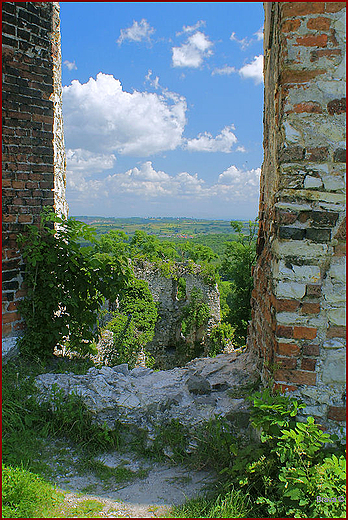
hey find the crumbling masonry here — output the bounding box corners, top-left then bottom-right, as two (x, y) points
(2, 2), (346, 428)
(248, 2), (346, 427)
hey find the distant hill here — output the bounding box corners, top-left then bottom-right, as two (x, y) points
(73, 216), (243, 238)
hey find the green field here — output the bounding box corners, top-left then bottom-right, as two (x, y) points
(74, 216), (249, 254)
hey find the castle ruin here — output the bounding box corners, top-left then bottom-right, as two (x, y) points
(2, 2), (346, 429)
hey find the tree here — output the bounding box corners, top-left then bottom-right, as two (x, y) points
(220, 220), (258, 345)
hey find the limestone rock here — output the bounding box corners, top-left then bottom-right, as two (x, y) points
(35, 350), (260, 447)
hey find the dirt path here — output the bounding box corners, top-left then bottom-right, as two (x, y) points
(40, 439), (215, 518)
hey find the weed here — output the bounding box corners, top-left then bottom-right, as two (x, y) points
(2, 464), (64, 518)
(172, 488), (250, 518)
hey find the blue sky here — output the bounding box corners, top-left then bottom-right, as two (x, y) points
(60, 2), (264, 219)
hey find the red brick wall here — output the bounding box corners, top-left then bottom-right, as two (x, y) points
(2, 2), (60, 338)
(249, 2), (346, 428)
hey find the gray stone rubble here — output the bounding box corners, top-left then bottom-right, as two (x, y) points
(35, 350), (260, 445)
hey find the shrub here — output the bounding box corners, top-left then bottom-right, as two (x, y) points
(17, 211), (130, 359)
(106, 278), (158, 367)
(208, 322), (236, 356)
(181, 287), (210, 339)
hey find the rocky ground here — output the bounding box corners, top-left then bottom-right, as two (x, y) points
(38, 438), (216, 518)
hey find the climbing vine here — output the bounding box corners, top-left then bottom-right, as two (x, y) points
(17, 211), (130, 359)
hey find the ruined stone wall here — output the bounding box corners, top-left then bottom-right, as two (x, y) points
(2, 2), (67, 352)
(133, 261), (221, 368)
(249, 2), (346, 428)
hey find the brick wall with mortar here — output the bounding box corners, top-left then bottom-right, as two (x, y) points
(249, 2), (346, 430)
(2, 2), (67, 355)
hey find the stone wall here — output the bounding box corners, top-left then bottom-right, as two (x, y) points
(249, 2), (346, 428)
(2, 2), (67, 353)
(133, 261), (221, 368)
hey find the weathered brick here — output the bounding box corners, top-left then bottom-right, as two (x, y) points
(273, 383), (298, 393)
(276, 209), (298, 225)
(279, 146), (305, 162)
(2, 311), (21, 324)
(306, 285), (322, 297)
(305, 147), (329, 162)
(327, 98), (346, 115)
(295, 34), (328, 47)
(281, 69), (326, 84)
(306, 17), (331, 31)
(333, 218), (346, 241)
(326, 326), (346, 338)
(275, 299), (300, 312)
(310, 48), (341, 62)
(311, 211), (339, 227)
(279, 227), (306, 240)
(293, 326), (317, 340)
(275, 356), (297, 369)
(327, 406), (346, 422)
(293, 101), (323, 114)
(306, 228), (331, 243)
(301, 358), (316, 371)
(333, 243), (346, 256)
(302, 344), (320, 357)
(281, 2), (325, 17)
(300, 302), (320, 314)
(281, 19), (301, 33)
(276, 325), (293, 338)
(2, 324), (13, 335)
(274, 369), (316, 386)
(333, 148), (346, 163)
(325, 3), (346, 13)
(276, 342), (300, 356)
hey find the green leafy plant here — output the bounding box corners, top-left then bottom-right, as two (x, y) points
(208, 322), (236, 356)
(220, 219), (257, 345)
(17, 211), (130, 359)
(106, 278), (158, 367)
(181, 287), (210, 339)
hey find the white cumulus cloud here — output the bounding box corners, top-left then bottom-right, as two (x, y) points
(185, 126), (238, 153)
(117, 19), (155, 44)
(66, 149), (116, 175)
(176, 20), (206, 36)
(67, 161), (260, 207)
(172, 31), (213, 68)
(63, 73), (187, 157)
(216, 165), (261, 200)
(63, 60), (77, 71)
(239, 55), (264, 84)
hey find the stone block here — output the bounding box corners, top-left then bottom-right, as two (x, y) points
(328, 307), (346, 326)
(321, 349), (346, 384)
(276, 261), (321, 283)
(275, 281), (306, 299)
(304, 175), (323, 189)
